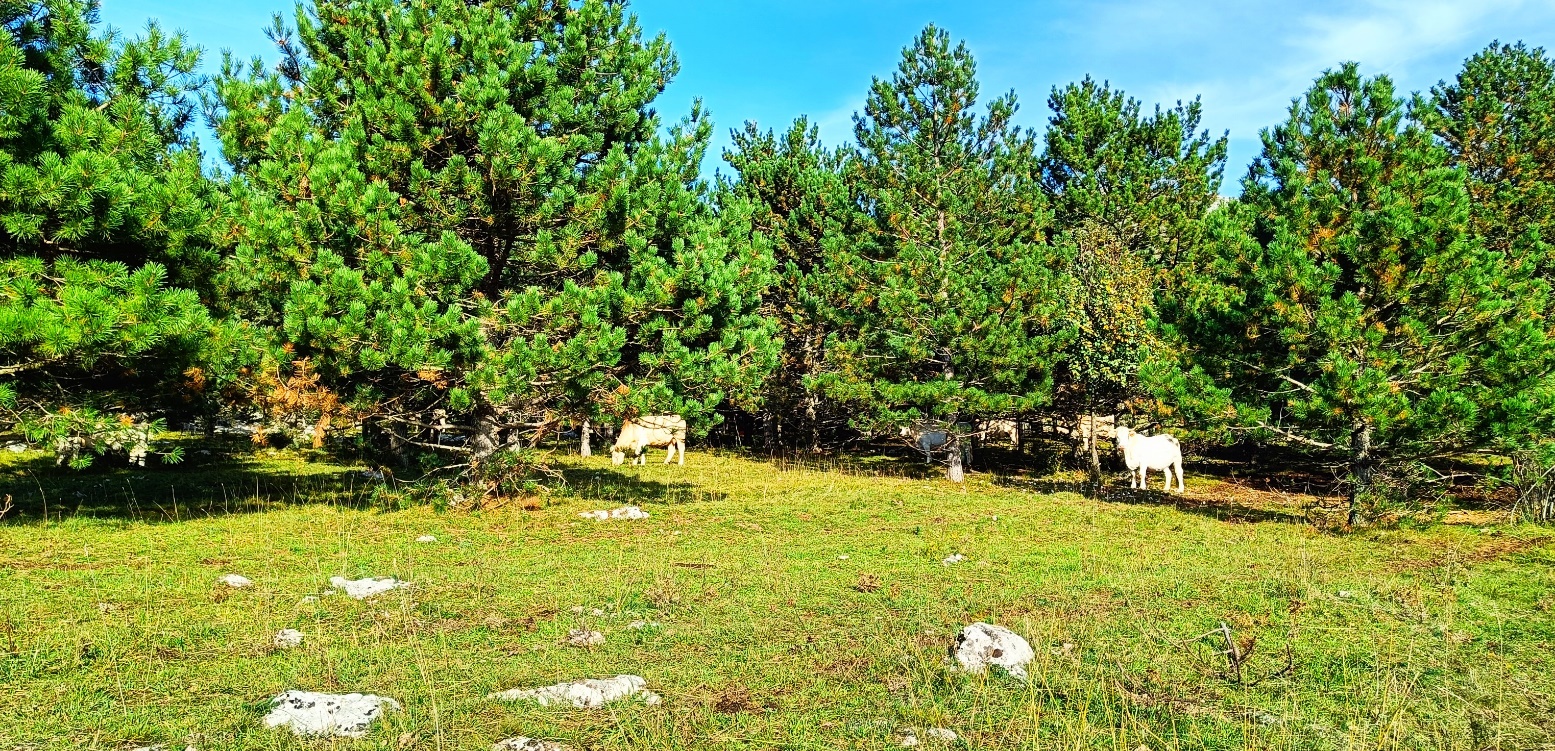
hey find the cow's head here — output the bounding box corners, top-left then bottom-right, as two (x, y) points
(1114, 426), (1134, 449)
(611, 449), (626, 466)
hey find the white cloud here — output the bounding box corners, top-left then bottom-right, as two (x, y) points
(1294, 0), (1527, 78)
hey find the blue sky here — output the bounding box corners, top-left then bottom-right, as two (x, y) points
(99, 0), (1555, 192)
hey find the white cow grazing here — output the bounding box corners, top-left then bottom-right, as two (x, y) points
(612, 416), (687, 466)
(1115, 426), (1185, 493)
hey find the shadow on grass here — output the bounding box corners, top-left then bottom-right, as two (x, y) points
(740, 444), (973, 480)
(0, 440), (375, 525)
(992, 473), (1307, 525)
(557, 465), (729, 506)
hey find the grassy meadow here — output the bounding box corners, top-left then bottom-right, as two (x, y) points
(1, 442), (1553, 750)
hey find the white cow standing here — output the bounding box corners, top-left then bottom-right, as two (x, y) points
(900, 425), (950, 463)
(612, 415), (687, 466)
(1115, 425), (1185, 493)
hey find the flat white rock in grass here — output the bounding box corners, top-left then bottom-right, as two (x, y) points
(4, 442), (26, 452)
(578, 505), (649, 520)
(942, 554), (966, 565)
(951, 622), (1034, 680)
(487, 675), (661, 708)
(273, 629), (304, 648)
(415, 535), (437, 543)
(263, 690), (400, 738)
(219, 574), (253, 588)
(492, 739), (574, 751)
(900, 727), (958, 746)
(328, 576), (409, 599)
(564, 629), (604, 647)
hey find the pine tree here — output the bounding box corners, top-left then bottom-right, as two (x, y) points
(0, 0), (221, 467)
(1420, 42), (1555, 515)
(720, 117), (861, 450)
(1420, 42), (1555, 271)
(1038, 78), (1227, 485)
(1173, 64), (1554, 524)
(213, 0), (778, 464)
(814, 26), (1068, 482)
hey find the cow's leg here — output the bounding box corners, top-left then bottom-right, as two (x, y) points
(1174, 460), (1185, 493)
(677, 440), (685, 466)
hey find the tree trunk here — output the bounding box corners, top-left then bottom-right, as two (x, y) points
(1347, 420), (1374, 527)
(580, 420), (591, 457)
(1086, 411), (1103, 497)
(947, 432), (965, 483)
(470, 405), (504, 461)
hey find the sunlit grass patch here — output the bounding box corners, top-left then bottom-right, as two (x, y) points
(1, 449), (1552, 749)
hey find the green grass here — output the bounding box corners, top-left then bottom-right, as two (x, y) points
(2, 444), (1553, 750)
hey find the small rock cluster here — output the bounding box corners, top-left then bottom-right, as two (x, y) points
(578, 505), (650, 520)
(487, 674), (662, 708)
(492, 739), (574, 751)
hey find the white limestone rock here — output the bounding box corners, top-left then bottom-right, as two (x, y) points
(415, 535), (437, 543)
(273, 629), (304, 648)
(262, 690), (400, 738)
(492, 739), (574, 751)
(900, 727), (958, 747)
(564, 629), (604, 647)
(328, 576), (409, 599)
(219, 574), (253, 589)
(487, 675), (661, 708)
(951, 622), (1034, 680)
(941, 554), (966, 565)
(578, 505), (649, 520)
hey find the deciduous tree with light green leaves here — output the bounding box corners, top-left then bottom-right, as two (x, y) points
(1037, 77), (1227, 484)
(212, 0), (779, 466)
(0, 0), (224, 467)
(813, 26), (1069, 482)
(1169, 64), (1555, 524)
